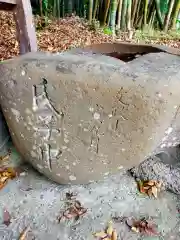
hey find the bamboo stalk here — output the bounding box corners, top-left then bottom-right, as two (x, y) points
(93, 0), (99, 19)
(39, 0), (43, 16)
(143, 0), (148, 27)
(121, 0), (128, 29)
(110, 0), (117, 36)
(117, 0), (123, 29)
(164, 0), (176, 31)
(103, 0), (111, 26)
(89, 0), (94, 23)
(154, 0), (164, 29)
(131, 0), (139, 26)
(53, 0), (57, 17)
(127, 0), (132, 30)
(147, 0), (155, 24)
(171, 0), (180, 29)
(134, 0), (142, 27)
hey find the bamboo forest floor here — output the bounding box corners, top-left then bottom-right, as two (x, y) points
(0, 11), (180, 61)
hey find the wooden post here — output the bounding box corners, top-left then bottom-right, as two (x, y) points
(0, 0), (37, 54)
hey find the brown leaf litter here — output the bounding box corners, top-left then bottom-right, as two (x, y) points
(137, 179), (163, 198)
(58, 192), (87, 223)
(93, 221), (117, 240)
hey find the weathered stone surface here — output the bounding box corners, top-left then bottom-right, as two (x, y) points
(0, 49), (180, 184)
(70, 43), (180, 156)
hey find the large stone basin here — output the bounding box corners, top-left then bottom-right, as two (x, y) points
(0, 42), (180, 184)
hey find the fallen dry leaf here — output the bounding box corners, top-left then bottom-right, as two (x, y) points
(137, 180), (162, 198)
(93, 221), (117, 240)
(106, 221), (113, 235)
(66, 191), (77, 200)
(3, 209), (11, 226)
(127, 218), (158, 236)
(111, 229), (118, 240)
(0, 152), (10, 162)
(58, 194), (87, 223)
(0, 167), (18, 190)
(19, 226), (30, 240)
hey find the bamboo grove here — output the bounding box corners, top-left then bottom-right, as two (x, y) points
(37, 0), (180, 33)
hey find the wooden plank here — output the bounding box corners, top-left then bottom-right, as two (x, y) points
(13, 0), (37, 54)
(0, 0), (16, 4)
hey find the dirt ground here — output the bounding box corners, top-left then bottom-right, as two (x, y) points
(0, 141), (180, 240)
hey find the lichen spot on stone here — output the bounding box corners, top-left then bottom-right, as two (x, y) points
(162, 136), (168, 142)
(156, 92), (162, 98)
(37, 164), (43, 169)
(104, 172), (109, 176)
(21, 70), (26, 76)
(165, 127), (173, 135)
(94, 112), (100, 120)
(31, 151), (36, 157)
(167, 142), (172, 147)
(20, 133), (24, 138)
(25, 108), (32, 115)
(69, 175), (76, 181)
(160, 143), (166, 148)
(118, 166), (123, 170)
(89, 107), (94, 112)
(11, 108), (20, 121)
(66, 165), (70, 170)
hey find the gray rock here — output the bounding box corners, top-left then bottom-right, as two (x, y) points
(130, 145), (180, 194)
(0, 49), (180, 184)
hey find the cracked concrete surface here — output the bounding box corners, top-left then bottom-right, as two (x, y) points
(0, 141), (180, 240)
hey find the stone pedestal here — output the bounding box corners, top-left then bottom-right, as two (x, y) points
(0, 47), (180, 184)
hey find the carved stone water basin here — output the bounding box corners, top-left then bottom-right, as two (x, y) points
(0, 42), (180, 184)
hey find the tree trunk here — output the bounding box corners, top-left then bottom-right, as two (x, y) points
(154, 0), (164, 29)
(171, 0), (180, 29)
(110, 0), (117, 36)
(164, 0), (176, 31)
(117, 0), (123, 29)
